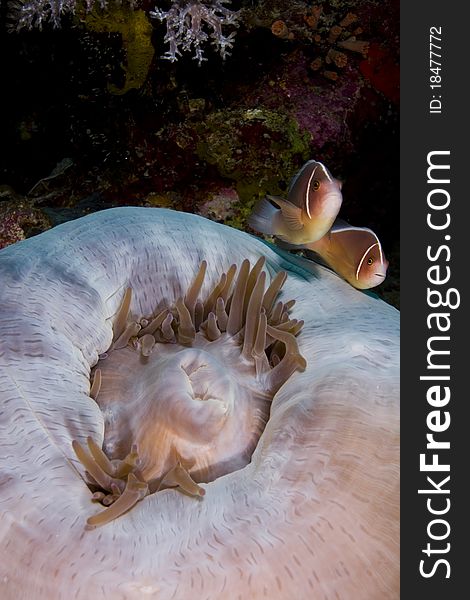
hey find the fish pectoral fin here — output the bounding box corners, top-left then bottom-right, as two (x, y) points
(248, 197), (279, 235)
(270, 197), (304, 231)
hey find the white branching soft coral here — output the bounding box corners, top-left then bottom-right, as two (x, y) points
(9, 0), (99, 31)
(8, 0), (136, 30)
(9, 0), (240, 65)
(150, 0), (240, 64)
(8, 0), (79, 29)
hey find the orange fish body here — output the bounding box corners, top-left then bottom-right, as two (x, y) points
(248, 160), (343, 245)
(307, 221), (389, 290)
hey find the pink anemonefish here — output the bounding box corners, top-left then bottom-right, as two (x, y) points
(304, 219), (389, 289)
(248, 160), (343, 245)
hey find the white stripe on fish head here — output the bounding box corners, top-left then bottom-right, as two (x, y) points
(369, 229), (384, 265)
(355, 242), (381, 281)
(305, 165), (318, 219)
(316, 162), (333, 183)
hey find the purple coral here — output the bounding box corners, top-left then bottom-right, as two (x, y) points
(150, 0), (240, 64)
(0, 201), (50, 250)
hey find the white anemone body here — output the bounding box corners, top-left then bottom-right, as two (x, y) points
(97, 336), (271, 483)
(0, 207), (399, 599)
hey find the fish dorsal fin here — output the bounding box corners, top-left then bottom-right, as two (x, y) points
(268, 196), (304, 231)
(330, 217), (353, 232)
(331, 224), (379, 251)
(331, 218), (377, 238)
(329, 220), (383, 270)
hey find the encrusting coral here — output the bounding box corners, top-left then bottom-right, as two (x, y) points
(82, 6), (154, 95)
(0, 198), (51, 249)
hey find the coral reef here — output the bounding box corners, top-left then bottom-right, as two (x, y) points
(359, 42), (399, 104)
(8, 0), (136, 30)
(1, 0), (399, 304)
(193, 108), (310, 199)
(9, 0), (240, 67)
(197, 187), (239, 221)
(150, 0), (240, 64)
(241, 50), (363, 159)
(83, 6), (154, 94)
(243, 2), (370, 81)
(0, 198), (51, 249)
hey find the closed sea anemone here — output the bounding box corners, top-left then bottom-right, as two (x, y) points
(0, 207), (399, 598)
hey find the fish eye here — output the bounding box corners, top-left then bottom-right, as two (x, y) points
(312, 179), (321, 191)
(367, 257), (374, 265)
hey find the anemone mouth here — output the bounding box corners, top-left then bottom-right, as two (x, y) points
(73, 257), (306, 528)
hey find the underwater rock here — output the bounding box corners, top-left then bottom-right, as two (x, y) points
(193, 107), (311, 200)
(197, 187), (239, 221)
(0, 199), (51, 249)
(359, 42), (400, 104)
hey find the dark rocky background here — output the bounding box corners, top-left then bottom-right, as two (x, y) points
(0, 0), (399, 306)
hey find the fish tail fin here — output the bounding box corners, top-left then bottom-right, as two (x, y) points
(248, 198), (279, 234)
